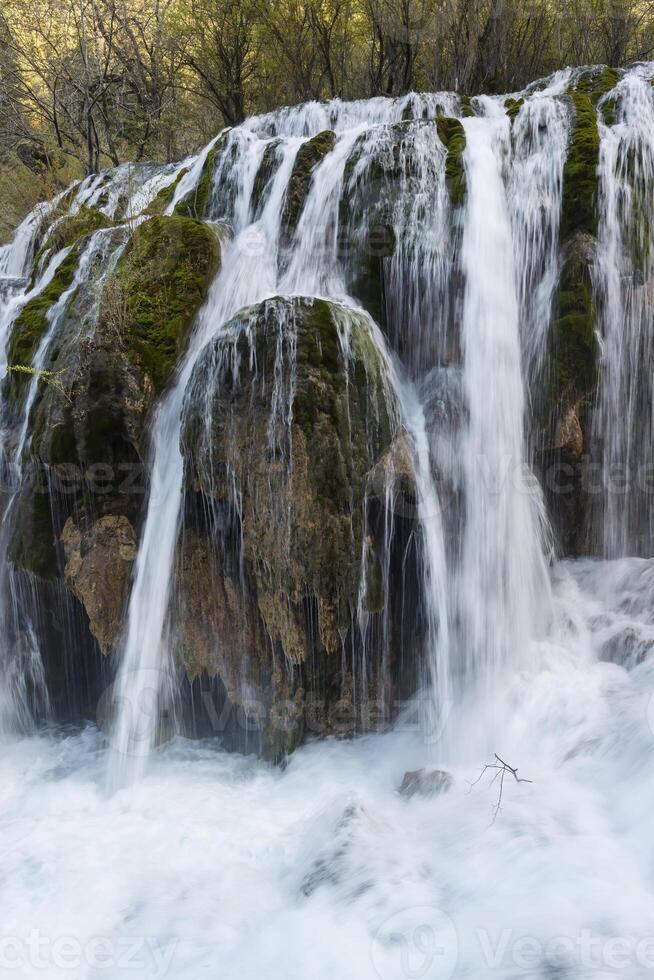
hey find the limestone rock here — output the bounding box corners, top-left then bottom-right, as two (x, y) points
(61, 515), (137, 654)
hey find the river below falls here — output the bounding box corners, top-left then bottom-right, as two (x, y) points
(2, 557), (654, 980)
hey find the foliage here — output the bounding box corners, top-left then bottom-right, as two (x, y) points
(1, 0), (653, 191)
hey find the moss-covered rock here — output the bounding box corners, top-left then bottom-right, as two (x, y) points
(173, 138), (225, 219)
(550, 232), (598, 402)
(282, 130), (336, 241)
(182, 295), (404, 758)
(146, 168), (190, 216)
(537, 233), (599, 556)
(504, 97), (524, 122)
(576, 66), (620, 105)
(35, 207), (113, 275)
(436, 117), (467, 208)
(251, 140), (282, 217)
(7, 485), (59, 580)
(8, 245), (81, 368)
(561, 91), (600, 240)
(108, 214), (221, 392)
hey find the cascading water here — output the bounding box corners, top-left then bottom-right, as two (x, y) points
(455, 105), (552, 741)
(594, 66), (654, 557)
(107, 134), (302, 785)
(3, 63), (654, 980)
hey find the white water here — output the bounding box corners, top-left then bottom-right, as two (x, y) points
(4, 559), (654, 978)
(594, 66), (654, 557)
(456, 108), (552, 729)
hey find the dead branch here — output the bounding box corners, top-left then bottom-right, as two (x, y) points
(467, 753), (533, 824)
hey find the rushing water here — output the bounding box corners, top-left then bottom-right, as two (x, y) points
(2, 63), (654, 979)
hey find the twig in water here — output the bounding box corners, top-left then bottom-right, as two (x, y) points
(467, 753), (533, 823)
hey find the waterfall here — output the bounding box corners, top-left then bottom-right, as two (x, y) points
(456, 105), (551, 722)
(1, 63), (653, 778)
(107, 135), (301, 785)
(594, 66), (654, 557)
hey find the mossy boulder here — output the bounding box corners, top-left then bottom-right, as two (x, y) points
(108, 214), (221, 392)
(8, 224), (154, 585)
(560, 89), (601, 240)
(7, 244), (82, 369)
(181, 296), (405, 758)
(7, 486), (59, 580)
(538, 233), (599, 556)
(146, 168), (190, 216)
(34, 207), (113, 276)
(173, 137), (225, 219)
(504, 97), (524, 122)
(575, 66), (620, 106)
(436, 117), (467, 208)
(251, 140), (282, 217)
(282, 131), (336, 242)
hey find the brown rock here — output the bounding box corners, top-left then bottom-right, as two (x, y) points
(61, 515), (137, 654)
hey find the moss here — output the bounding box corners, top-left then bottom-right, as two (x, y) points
(174, 139), (223, 219)
(185, 295), (396, 667)
(505, 97), (524, 122)
(251, 140), (281, 217)
(576, 66), (620, 106)
(146, 168), (190, 216)
(600, 95), (618, 127)
(282, 130), (336, 240)
(8, 244), (81, 368)
(561, 91), (600, 240)
(110, 215), (220, 392)
(436, 116), (467, 208)
(7, 487), (58, 580)
(33, 206), (112, 276)
(545, 235), (599, 427)
(460, 96), (475, 118)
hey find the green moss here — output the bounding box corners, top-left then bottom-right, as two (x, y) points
(146, 168), (190, 216)
(38, 206), (111, 267)
(110, 215), (220, 392)
(282, 131), (336, 240)
(7, 487), (58, 580)
(174, 139), (223, 219)
(8, 245), (81, 368)
(460, 96), (475, 118)
(545, 236), (599, 425)
(251, 140), (281, 216)
(561, 91), (600, 240)
(576, 66), (620, 105)
(436, 117), (467, 208)
(505, 97), (524, 122)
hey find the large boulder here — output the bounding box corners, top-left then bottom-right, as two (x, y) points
(181, 295), (418, 758)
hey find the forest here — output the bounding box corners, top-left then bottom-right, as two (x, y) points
(1, 0), (653, 191)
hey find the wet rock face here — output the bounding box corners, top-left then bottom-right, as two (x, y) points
(281, 131), (336, 243)
(61, 515), (137, 654)
(181, 295), (417, 758)
(399, 768), (454, 799)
